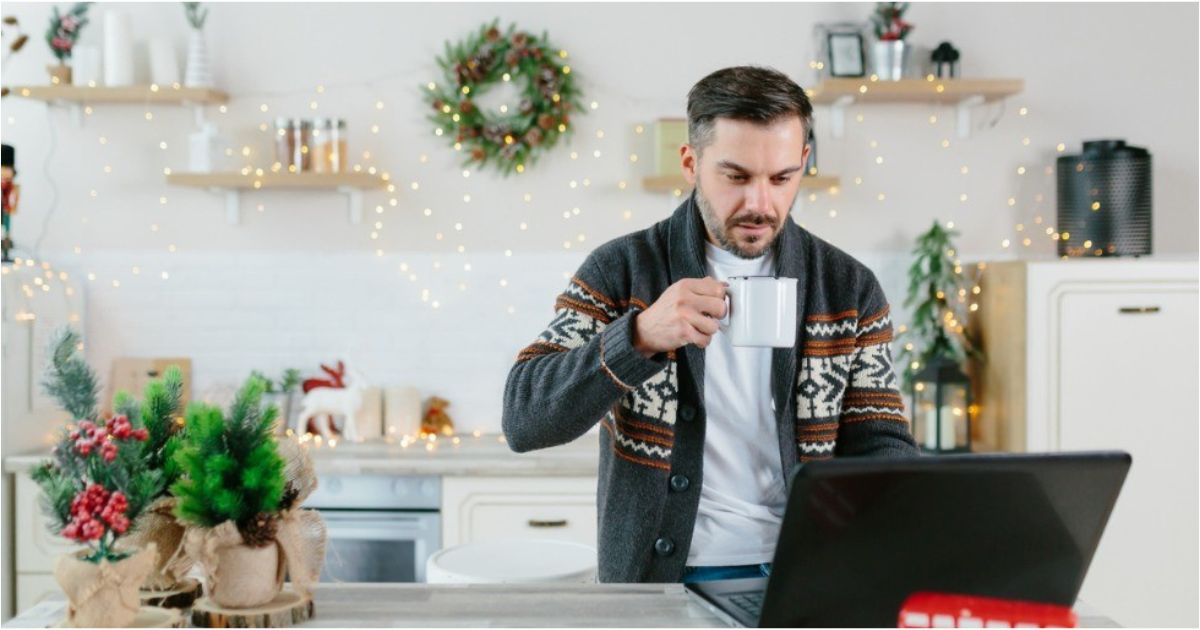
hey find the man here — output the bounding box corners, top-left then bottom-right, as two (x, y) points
(502, 66), (917, 584)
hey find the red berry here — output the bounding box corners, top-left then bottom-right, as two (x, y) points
(101, 442), (118, 462)
(131, 428), (149, 441)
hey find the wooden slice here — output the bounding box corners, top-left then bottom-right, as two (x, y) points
(190, 587), (313, 628)
(56, 606), (184, 628)
(140, 577), (203, 609)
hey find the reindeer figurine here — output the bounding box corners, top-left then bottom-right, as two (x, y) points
(294, 366), (369, 441)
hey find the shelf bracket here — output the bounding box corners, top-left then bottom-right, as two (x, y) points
(829, 95), (855, 139)
(340, 187), (363, 224)
(956, 95), (985, 139)
(209, 188), (240, 225)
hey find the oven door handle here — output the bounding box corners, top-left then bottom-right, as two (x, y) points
(528, 518), (569, 528)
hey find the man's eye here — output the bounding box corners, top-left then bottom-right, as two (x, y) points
(727, 174), (747, 182)
(773, 177), (791, 184)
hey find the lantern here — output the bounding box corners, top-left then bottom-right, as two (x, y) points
(910, 358), (972, 453)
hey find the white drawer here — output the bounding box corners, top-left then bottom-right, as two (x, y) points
(442, 476), (597, 548)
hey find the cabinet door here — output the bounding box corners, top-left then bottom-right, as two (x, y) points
(441, 477), (597, 548)
(16, 574), (62, 616)
(16, 475), (83, 573)
(1058, 287), (1198, 627)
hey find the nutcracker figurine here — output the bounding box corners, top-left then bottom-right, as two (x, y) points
(2, 143), (18, 263)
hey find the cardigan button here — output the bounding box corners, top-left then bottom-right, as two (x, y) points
(654, 537), (675, 556)
(669, 474), (690, 492)
(679, 406), (696, 423)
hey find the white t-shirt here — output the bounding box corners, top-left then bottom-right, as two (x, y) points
(688, 241), (789, 566)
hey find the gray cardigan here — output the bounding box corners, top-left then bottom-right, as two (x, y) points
(503, 192), (917, 582)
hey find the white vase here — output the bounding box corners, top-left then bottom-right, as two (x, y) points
(103, 11), (135, 86)
(71, 45), (102, 87)
(148, 37), (180, 86)
(871, 40), (910, 81)
(188, 122), (220, 172)
(184, 28), (213, 88)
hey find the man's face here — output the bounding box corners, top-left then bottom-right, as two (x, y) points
(681, 116), (810, 259)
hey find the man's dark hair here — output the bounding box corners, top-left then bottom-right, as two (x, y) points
(686, 66), (813, 156)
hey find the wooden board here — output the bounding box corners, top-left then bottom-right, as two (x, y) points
(807, 77), (1024, 105)
(191, 588), (313, 628)
(10, 85), (228, 105)
(140, 578), (202, 610)
(107, 358), (192, 417)
(56, 606), (184, 628)
(167, 171), (388, 191)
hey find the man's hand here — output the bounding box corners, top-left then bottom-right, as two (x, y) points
(632, 278), (727, 357)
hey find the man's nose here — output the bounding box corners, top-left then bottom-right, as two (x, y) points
(744, 177), (771, 213)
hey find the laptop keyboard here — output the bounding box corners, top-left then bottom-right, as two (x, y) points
(727, 591), (765, 618)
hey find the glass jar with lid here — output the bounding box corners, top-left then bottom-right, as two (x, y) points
(273, 118), (312, 173)
(312, 118), (347, 174)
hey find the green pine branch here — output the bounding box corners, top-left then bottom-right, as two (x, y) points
(41, 328), (100, 421)
(896, 221), (984, 388)
(171, 376), (285, 530)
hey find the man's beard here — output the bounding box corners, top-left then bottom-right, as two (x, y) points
(695, 176), (783, 260)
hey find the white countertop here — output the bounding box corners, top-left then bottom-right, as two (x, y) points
(2, 583), (1120, 628)
(3, 432), (601, 477)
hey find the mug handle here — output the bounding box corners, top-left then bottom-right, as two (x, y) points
(719, 293), (731, 330)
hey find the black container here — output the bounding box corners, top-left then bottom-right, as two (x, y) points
(1056, 139), (1152, 257)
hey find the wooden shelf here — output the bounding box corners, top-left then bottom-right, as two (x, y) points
(168, 172), (386, 190)
(10, 84), (229, 105)
(642, 174), (840, 195)
(167, 171), (388, 225)
(807, 78), (1023, 105)
(805, 78), (1024, 139)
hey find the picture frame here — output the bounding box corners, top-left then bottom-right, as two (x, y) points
(827, 31), (865, 78)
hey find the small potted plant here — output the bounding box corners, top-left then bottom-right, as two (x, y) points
(44, 3), (90, 85)
(869, 2), (914, 80)
(110, 365), (196, 598)
(32, 328), (162, 627)
(173, 375), (326, 610)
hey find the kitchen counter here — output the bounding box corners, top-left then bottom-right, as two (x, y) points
(2, 583), (1120, 627)
(2, 432), (601, 477)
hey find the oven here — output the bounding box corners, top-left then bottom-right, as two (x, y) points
(305, 474), (441, 583)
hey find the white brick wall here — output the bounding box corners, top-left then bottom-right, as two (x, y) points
(68, 247), (916, 434)
(79, 250), (585, 433)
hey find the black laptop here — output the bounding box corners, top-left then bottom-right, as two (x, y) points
(686, 451), (1131, 627)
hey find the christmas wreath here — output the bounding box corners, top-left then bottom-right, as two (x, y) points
(423, 20), (585, 176)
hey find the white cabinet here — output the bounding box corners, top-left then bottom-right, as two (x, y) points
(13, 473), (83, 618)
(441, 476), (598, 548)
(973, 259), (1198, 628)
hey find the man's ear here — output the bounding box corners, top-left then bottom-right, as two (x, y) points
(680, 144), (698, 187)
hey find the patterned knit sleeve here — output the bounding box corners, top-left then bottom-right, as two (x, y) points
(502, 254), (669, 453)
(835, 272), (919, 456)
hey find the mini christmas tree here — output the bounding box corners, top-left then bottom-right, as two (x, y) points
(31, 328), (162, 562)
(112, 365), (186, 490)
(895, 221), (982, 387)
(171, 375), (287, 546)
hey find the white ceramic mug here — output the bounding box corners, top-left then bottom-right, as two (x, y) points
(719, 276), (799, 347)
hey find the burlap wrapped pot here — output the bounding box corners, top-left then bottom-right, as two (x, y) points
(118, 496), (193, 590)
(184, 521), (285, 608)
(54, 543), (157, 628)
